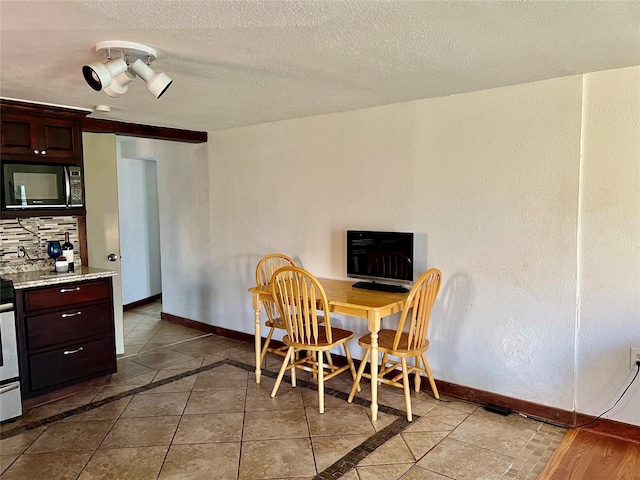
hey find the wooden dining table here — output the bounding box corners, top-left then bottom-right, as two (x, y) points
(248, 278), (410, 421)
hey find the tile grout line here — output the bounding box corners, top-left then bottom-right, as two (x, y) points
(121, 332), (213, 358)
(122, 307), (202, 357)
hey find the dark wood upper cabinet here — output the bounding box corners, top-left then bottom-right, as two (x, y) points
(1, 100), (89, 219)
(1, 114), (35, 153)
(1, 102), (85, 164)
(40, 116), (83, 161)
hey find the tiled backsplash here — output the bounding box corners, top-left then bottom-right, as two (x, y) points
(0, 216), (80, 273)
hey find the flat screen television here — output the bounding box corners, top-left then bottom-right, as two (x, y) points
(347, 230), (414, 291)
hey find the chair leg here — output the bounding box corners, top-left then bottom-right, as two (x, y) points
(343, 343), (361, 392)
(318, 350), (325, 414)
(380, 353), (389, 371)
(271, 347), (294, 398)
(259, 327), (275, 366)
(414, 355), (421, 393)
(311, 351), (318, 379)
(291, 350), (297, 387)
(326, 351), (334, 367)
(421, 353), (440, 399)
(348, 349), (370, 403)
(401, 357), (412, 421)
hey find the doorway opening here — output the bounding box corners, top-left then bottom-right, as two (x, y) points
(117, 137), (162, 310)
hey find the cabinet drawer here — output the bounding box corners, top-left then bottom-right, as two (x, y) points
(24, 280), (111, 311)
(26, 302), (113, 350)
(29, 336), (116, 392)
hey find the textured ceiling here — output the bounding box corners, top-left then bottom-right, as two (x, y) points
(1, 1), (639, 132)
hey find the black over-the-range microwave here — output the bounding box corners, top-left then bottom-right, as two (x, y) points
(1, 162), (84, 210)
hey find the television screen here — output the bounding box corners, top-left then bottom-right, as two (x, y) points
(347, 230), (414, 284)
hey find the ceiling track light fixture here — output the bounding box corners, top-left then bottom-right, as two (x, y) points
(82, 41), (173, 99)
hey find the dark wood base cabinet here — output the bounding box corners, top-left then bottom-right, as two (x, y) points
(15, 277), (117, 399)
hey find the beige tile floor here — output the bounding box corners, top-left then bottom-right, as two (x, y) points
(0, 302), (565, 479)
(120, 301), (212, 356)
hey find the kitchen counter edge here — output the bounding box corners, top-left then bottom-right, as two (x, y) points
(1, 267), (118, 290)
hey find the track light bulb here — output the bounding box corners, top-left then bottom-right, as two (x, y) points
(82, 58), (128, 91)
(103, 70), (136, 97)
(131, 59), (173, 98)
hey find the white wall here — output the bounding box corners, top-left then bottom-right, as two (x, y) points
(158, 67), (639, 425)
(117, 152), (162, 305)
(577, 67), (640, 425)
(155, 140), (212, 323)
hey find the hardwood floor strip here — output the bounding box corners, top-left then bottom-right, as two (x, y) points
(537, 428), (579, 479)
(601, 436), (640, 480)
(538, 430), (640, 480)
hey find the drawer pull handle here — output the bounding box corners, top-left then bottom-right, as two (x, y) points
(63, 347), (84, 355)
(0, 383), (20, 394)
(61, 311), (82, 318)
(60, 287), (81, 293)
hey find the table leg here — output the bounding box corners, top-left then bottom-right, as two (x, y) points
(367, 311), (381, 421)
(370, 331), (379, 421)
(253, 294), (262, 384)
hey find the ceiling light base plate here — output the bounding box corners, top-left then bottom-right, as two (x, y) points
(95, 41), (157, 62)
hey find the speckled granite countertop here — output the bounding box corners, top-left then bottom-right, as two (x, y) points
(1, 267), (117, 289)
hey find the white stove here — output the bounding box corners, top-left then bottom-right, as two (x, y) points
(1, 278), (22, 423)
